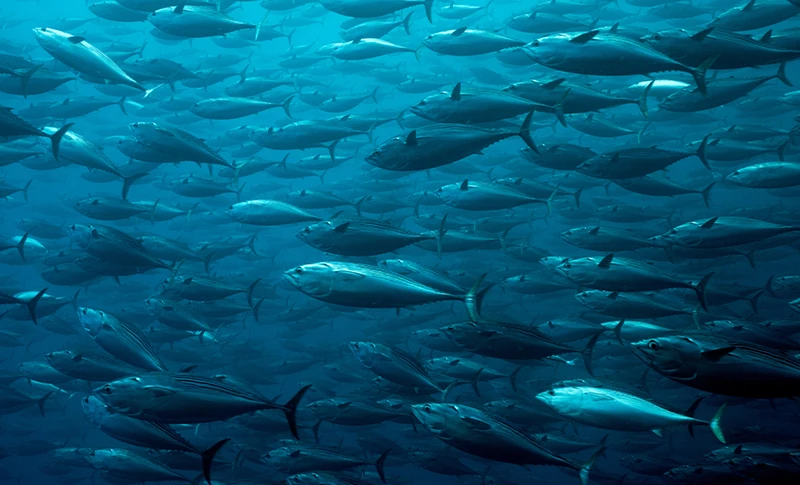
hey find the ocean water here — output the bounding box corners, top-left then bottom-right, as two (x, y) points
(2, 1), (800, 484)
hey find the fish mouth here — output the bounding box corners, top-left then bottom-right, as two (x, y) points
(281, 272), (299, 286)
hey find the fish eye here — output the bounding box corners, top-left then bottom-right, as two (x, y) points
(436, 188), (442, 193)
(294, 268), (303, 274)
(563, 262), (571, 268)
(303, 227), (310, 233)
(653, 34), (661, 40)
(548, 390), (555, 396)
(103, 385), (112, 394)
(81, 309), (87, 315)
(423, 405), (431, 413)
(648, 340), (659, 351)
(419, 100), (426, 105)
(532, 40), (540, 47)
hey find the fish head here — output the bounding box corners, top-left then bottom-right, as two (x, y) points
(348, 341), (379, 367)
(128, 122), (160, 142)
(282, 262), (336, 297)
(32, 27), (69, 50)
(377, 258), (410, 274)
(412, 403), (480, 439)
(522, 33), (570, 66)
(295, 221), (331, 247)
(285, 473), (322, 485)
(81, 395), (111, 425)
(539, 256), (569, 270)
(535, 387), (584, 417)
(44, 350), (77, 370)
(411, 403), (454, 434)
(77, 307), (110, 337)
(574, 290), (607, 310)
(144, 297), (165, 315)
(409, 92), (448, 120)
(639, 28), (689, 52)
(262, 446), (295, 471)
(67, 223), (93, 248)
(365, 137), (411, 170)
(629, 335), (701, 380)
(438, 322), (476, 348)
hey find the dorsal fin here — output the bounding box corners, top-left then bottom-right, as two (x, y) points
(598, 254), (614, 269)
(541, 78), (566, 90)
(405, 130), (417, 146)
(571, 30), (599, 44)
(451, 82), (461, 101)
(691, 27), (714, 42)
(452, 27), (468, 36)
(589, 226), (600, 235)
(742, 0), (755, 11)
(459, 179), (469, 191)
(700, 217), (718, 229)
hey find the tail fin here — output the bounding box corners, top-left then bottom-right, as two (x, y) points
(245, 278), (262, 307)
(436, 213), (448, 259)
(776, 62), (792, 87)
(691, 55), (717, 97)
(573, 187), (582, 209)
(16, 231), (29, 261)
(700, 182), (714, 209)
(583, 333), (601, 377)
(121, 172), (148, 200)
(37, 391), (54, 417)
(463, 273), (491, 322)
(685, 396), (704, 437)
(402, 11), (413, 35)
(26, 287), (48, 325)
(518, 111), (538, 153)
(118, 96), (128, 115)
(49, 122), (73, 161)
(253, 297), (264, 323)
(470, 367), (484, 397)
(765, 275), (776, 297)
(281, 95), (295, 118)
(21, 179), (31, 202)
(371, 86), (380, 103)
(693, 272), (714, 312)
(19, 65), (42, 98)
(280, 384), (312, 440)
(375, 449), (391, 484)
(423, 0), (434, 22)
(747, 289), (765, 314)
(200, 438), (230, 485)
(638, 80), (653, 117)
(709, 403), (726, 444)
(579, 446), (605, 485)
(509, 366), (522, 392)
(697, 135), (710, 170)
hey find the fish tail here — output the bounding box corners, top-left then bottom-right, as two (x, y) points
(49, 122), (73, 161)
(281, 384), (312, 439)
(518, 110), (538, 153)
(122, 172), (148, 201)
(423, 0), (434, 22)
(578, 446), (605, 485)
(710, 403), (726, 444)
(509, 365), (522, 393)
(463, 273), (491, 321)
(37, 391), (54, 417)
(375, 449), (391, 484)
(246, 278), (262, 307)
(684, 396), (704, 438)
(777, 62), (792, 87)
(16, 231), (29, 261)
(470, 367), (483, 397)
(693, 272), (714, 312)
(583, 332), (601, 377)
(253, 297), (264, 323)
(200, 438), (230, 485)
(691, 55), (717, 97)
(637, 80), (653, 118)
(700, 182), (714, 209)
(26, 287), (48, 325)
